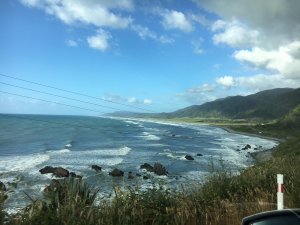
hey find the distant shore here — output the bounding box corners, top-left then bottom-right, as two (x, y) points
(111, 116), (281, 163)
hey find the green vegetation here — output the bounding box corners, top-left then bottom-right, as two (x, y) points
(167, 88), (300, 120)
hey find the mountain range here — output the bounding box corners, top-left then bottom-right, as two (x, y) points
(108, 88), (300, 123)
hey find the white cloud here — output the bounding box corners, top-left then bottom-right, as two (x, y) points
(143, 99), (152, 105)
(215, 74), (300, 92)
(191, 38), (204, 55)
(128, 97), (138, 103)
(87, 29), (111, 51)
(131, 24), (174, 44)
(161, 10), (193, 32)
(216, 76), (235, 88)
(66, 39), (78, 47)
(176, 84), (217, 105)
(212, 20), (259, 48)
(20, 0), (133, 29)
(190, 14), (210, 27)
(188, 84), (216, 93)
(234, 41), (300, 79)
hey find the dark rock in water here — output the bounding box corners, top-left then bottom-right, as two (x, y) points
(91, 165), (102, 172)
(136, 173), (142, 177)
(185, 154), (194, 160)
(254, 147), (258, 150)
(242, 144), (251, 150)
(53, 167), (69, 177)
(171, 134), (176, 137)
(153, 163), (168, 176)
(0, 181), (6, 192)
(128, 172), (134, 179)
(39, 166), (56, 174)
(109, 168), (124, 177)
(140, 163), (154, 172)
(236, 149), (241, 152)
(39, 166), (69, 177)
(143, 175), (149, 180)
(196, 153), (203, 156)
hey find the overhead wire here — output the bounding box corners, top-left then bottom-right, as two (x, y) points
(0, 81), (127, 112)
(0, 90), (107, 114)
(0, 73), (156, 113)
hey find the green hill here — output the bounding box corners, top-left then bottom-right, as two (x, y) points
(168, 88), (300, 120)
(278, 104), (300, 127)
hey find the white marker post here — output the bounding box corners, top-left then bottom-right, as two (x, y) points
(277, 174), (284, 210)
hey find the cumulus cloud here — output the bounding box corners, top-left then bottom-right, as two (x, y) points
(215, 74), (300, 92)
(216, 76), (235, 88)
(87, 29), (111, 51)
(196, 0), (300, 47)
(234, 41), (300, 79)
(128, 97), (153, 105)
(20, 0), (133, 29)
(143, 99), (152, 105)
(212, 20), (259, 48)
(161, 10), (193, 32)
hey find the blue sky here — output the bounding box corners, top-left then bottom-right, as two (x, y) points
(1, 0), (300, 115)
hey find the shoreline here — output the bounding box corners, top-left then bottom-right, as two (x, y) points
(111, 116), (281, 163)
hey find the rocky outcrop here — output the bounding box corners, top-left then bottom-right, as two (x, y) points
(140, 163), (154, 172)
(53, 167), (69, 177)
(0, 181), (6, 192)
(242, 144), (251, 150)
(39, 166), (69, 177)
(185, 155), (194, 160)
(39, 166), (56, 174)
(196, 153), (203, 156)
(109, 168), (124, 177)
(91, 165), (102, 172)
(153, 163), (168, 176)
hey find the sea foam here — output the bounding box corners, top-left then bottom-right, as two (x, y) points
(0, 154), (50, 173)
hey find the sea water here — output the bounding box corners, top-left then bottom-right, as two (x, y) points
(0, 114), (278, 212)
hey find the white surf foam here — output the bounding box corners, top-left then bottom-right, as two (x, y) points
(141, 132), (161, 141)
(47, 149), (71, 154)
(0, 154), (50, 173)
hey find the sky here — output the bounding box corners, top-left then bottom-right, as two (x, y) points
(1, 0), (300, 115)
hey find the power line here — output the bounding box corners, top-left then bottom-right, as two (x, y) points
(0, 73), (155, 113)
(0, 81), (125, 112)
(0, 90), (107, 114)
(0, 114), (91, 129)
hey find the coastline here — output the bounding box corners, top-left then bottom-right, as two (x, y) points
(111, 116), (281, 164)
(215, 126), (282, 163)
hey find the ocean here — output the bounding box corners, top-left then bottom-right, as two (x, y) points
(0, 114), (278, 212)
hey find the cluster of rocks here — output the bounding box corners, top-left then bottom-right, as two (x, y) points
(184, 153), (203, 161)
(39, 166), (82, 179)
(236, 144), (263, 152)
(140, 162), (168, 176)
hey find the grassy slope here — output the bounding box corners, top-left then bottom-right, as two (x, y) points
(1, 118), (300, 225)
